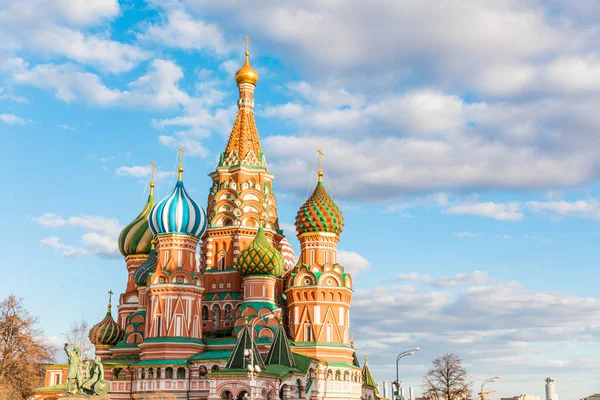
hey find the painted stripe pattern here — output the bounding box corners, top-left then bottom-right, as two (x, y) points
(149, 180), (207, 238)
(278, 236), (296, 272)
(118, 191), (154, 256)
(295, 181), (344, 235)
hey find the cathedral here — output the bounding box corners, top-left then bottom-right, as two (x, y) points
(37, 48), (381, 400)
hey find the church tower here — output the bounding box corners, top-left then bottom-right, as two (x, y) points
(139, 151), (208, 360)
(200, 38), (292, 336)
(286, 156), (355, 365)
(116, 169), (155, 329)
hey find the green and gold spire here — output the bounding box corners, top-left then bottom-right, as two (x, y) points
(236, 222), (284, 276)
(118, 162), (156, 257)
(295, 150), (344, 236)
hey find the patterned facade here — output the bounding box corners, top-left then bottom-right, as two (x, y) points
(37, 47), (381, 400)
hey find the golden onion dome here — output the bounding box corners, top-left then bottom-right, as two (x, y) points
(235, 52), (259, 86)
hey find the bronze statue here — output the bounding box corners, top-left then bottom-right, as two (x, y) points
(82, 356), (109, 396)
(65, 343), (83, 394)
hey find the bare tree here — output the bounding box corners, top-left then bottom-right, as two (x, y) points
(65, 317), (94, 359)
(422, 353), (472, 400)
(0, 295), (55, 399)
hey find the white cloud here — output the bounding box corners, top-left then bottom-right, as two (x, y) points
(337, 250), (370, 276)
(396, 272), (432, 282)
(453, 231), (483, 238)
(526, 199), (600, 220)
(56, 123), (76, 131)
(137, 8), (227, 54)
(40, 236), (86, 257)
(32, 213), (122, 258)
(445, 202), (524, 221)
(278, 222), (297, 237)
(431, 270), (495, 287)
(116, 165), (174, 181)
(0, 113), (31, 125)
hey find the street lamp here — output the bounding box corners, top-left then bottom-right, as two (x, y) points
(393, 347), (419, 400)
(245, 308), (282, 400)
(479, 376), (500, 400)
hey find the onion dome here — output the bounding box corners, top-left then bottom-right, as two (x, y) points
(235, 51), (259, 86)
(295, 170), (344, 236)
(278, 237), (296, 273)
(89, 297), (124, 347)
(118, 181), (155, 257)
(149, 163), (207, 239)
(134, 243), (157, 287)
(237, 227), (284, 276)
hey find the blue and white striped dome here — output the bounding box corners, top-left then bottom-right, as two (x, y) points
(149, 174), (207, 238)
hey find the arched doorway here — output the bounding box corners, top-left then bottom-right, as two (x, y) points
(237, 390), (249, 400)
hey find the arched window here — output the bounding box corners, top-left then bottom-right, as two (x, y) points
(165, 367), (173, 379)
(112, 368), (123, 381)
(335, 370), (341, 381)
(140, 369), (146, 379)
(156, 368), (161, 379)
(148, 368), (154, 379)
(221, 391), (233, 400)
(212, 305), (221, 330)
(249, 285), (254, 298)
(296, 379), (302, 398)
(237, 391), (248, 400)
(211, 365), (219, 372)
(304, 324), (312, 342)
(224, 304), (233, 320)
(199, 365), (208, 379)
(177, 367), (186, 379)
(219, 256), (226, 270)
(202, 305), (209, 321)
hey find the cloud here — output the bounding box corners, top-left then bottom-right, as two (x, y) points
(445, 202), (524, 221)
(526, 199), (600, 220)
(0, 113), (31, 125)
(40, 236), (86, 257)
(337, 250), (370, 276)
(431, 270), (495, 287)
(396, 272), (432, 282)
(56, 123), (76, 131)
(453, 231), (483, 238)
(137, 8), (227, 54)
(116, 165), (174, 181)
(32, 213), (122, 258)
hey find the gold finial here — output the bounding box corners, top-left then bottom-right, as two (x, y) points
(235, 36), (259, 85)
(107, 290), (113, 313)
(364, 352), (368, 363)
(150, 161), (156, 194)
(177, 147), (185, 180)
(259, 217), (265, 229)
(317, 149), (324, 183)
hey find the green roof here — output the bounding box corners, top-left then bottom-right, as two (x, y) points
(362, 358), (379, 393)
(226, 325), (265, 370)
(329, 362), (361, 369)
(102, 354), (140, 367)
(265, 325), (295, 367)
(190, 350), (233, 361)
(136, 359), (188, 366)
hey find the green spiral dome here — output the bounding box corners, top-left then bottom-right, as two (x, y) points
(236, 227), (284, 277)
(89, 304), (124, 346)
(118, 188), (154, 257)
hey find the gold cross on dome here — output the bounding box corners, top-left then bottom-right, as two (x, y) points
(108, 290), (113, 305)
(150, 161), (156, 183)
(178, 147), (185, 167)
(245, 35), (250, 55)
(317, 149), (324, 171)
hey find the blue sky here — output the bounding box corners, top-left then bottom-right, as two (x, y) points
(2, 0), (600, 398)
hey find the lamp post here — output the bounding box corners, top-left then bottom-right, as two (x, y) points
(393, 348), (419, 400)
(479, 376), (499, 400)
(245, 308), (282, 400)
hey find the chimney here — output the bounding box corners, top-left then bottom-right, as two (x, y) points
(545, 377), (558, 400)
(382, 381), (387, 398)
(409, 387), (414, 400)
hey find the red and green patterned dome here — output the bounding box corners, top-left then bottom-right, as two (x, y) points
(89, 303), (124, 347)
(295, 173), (344, 236)
(237, 227), (284, 277)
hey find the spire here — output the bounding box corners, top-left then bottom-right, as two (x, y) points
(317, 148), (324, 183)
(150, 161), (156, 195)
(226, 324), (266, 370)
(107, 290), (113, 313)
(265, 324), (295, 367)
(177, 147), (184, 181)
(221, 37), (265, 168)
(363, 352), (379, 391)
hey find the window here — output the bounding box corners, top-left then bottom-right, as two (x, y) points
(202, 306), (209, 321)
(177, 367), (186, 379)
(326, 324), (332, 342)
(224, 304), (233, 320)
(249, 285), (254, 298)
(324, 250), (328, 264)
(227, 283), (231, 288)
(262, 284), (266, 298)
(219, 283), (223, 288)
(178, 250), (182, 267)
(199, 365), (207, 378)
(165, 367), (173, 379)
(175, 315), (183, 336)
(305, 324), (313, 342)
(211, 365), (219, 372)
(148, 368), (154, 379)
(155, 315), (162, 336)
(219, 256), (226, 270)
(212, 305), (221, 329)
(310, 250), (315, 265)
